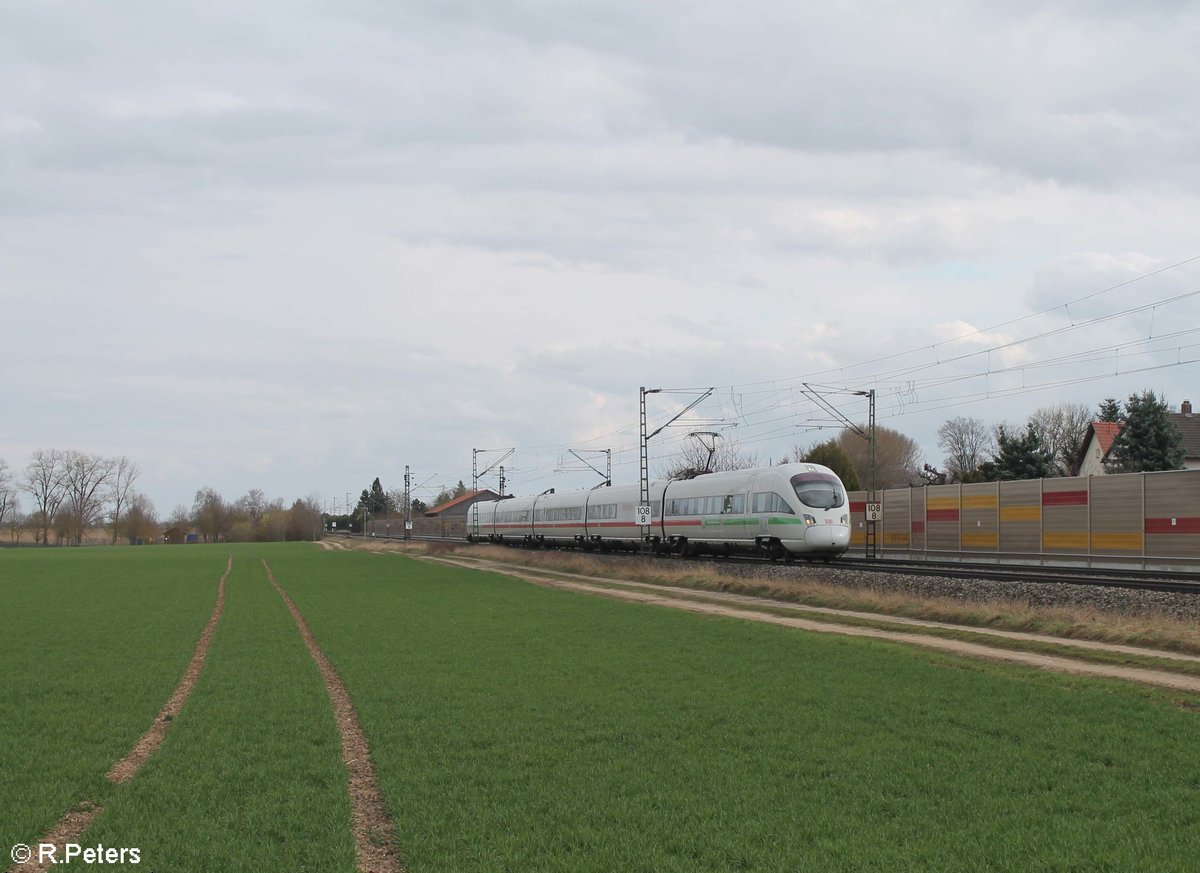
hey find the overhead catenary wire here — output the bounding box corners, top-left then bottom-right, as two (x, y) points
(464, 256), (1200, 487)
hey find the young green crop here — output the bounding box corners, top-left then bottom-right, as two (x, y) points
(0, 546), (226, 851)
(271, 545), (1200, 872)
(82, 544), (356, 872)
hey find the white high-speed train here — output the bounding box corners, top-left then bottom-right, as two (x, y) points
(466, 462), (851, 560)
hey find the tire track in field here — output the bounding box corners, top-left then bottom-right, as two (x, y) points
(262, 560), (404, 873)
(8, 556), (231, 873)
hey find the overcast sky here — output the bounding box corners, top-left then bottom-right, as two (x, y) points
(3, 0), (1200, 515)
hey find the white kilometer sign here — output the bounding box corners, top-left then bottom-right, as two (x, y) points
(635, 505), (652, 526)
(865, 502), (883, 522)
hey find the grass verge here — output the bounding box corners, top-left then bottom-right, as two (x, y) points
(445, 543), (1200, 655)
(275, 544), (1200, 871)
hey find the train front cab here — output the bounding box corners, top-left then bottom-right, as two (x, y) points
(774, 468), (851, 559)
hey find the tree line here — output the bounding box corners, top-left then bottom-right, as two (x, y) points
(184, 487), (323, 543)
(684, 391), (1186, 491)
(931, 390), (1184, 483)
(0, 449), (144, 545)
(0, 448), (324, 545)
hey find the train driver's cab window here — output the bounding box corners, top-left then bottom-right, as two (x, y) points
(790, 473), (845, 510)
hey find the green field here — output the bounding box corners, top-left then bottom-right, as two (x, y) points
(3, 543), (1199, 871)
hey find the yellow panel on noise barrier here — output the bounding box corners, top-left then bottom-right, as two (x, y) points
(1000, 505), (1041, 523)
(1043, 532), (1089, 550)
(961, 532), (998, 548)
(1090, 532), (1144, 551)
(962, 494), (997, 510)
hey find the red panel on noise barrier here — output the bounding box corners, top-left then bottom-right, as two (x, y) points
(911, 521), (926, 533)
(1042, 490), (1088, 506)
(926, 509), (960, 522)
(850, 501), (867, 513)
(1144, 517), (1200, 535)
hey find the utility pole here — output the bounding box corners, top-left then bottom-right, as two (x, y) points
(567, 449), (612, 487)
(498, 465), (506, 498)
(639, 387), (654, 550)
(864, 389), (877, 559)
(472, 448), (514, 499)
(403, 465), (411, 541)
(639, 386), (715, 552)
(801, 383), (878, 558)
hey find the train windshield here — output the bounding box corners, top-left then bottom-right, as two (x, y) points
(790, 473), (845, 510)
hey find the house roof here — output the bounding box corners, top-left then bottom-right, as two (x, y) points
(1077, 415), (1200, 470)
(1168, 412), (1200, 459)
(425, 489), (500, 516)
(1075, 421), (1122, 470)
(1092, 421), (1122, 458)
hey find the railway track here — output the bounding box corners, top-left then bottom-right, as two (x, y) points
(829, 556), (1200, 595)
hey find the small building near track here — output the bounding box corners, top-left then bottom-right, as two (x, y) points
(425, 489), (501, 518)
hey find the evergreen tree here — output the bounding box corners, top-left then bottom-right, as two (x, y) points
(990, 424), (1054, 481)
(1105, 390), (1185, 472)
(356, 477), (392, 519)
(1097, 397), (1121, 422)
(799, 440), (861, 491)
(369, 477), (389, 514)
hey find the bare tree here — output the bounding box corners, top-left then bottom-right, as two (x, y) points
(21, 449), (66, 546)
(61, 451), (116, 545)
(286, 496), (324, 541)
(260, 498), (288, 542)
(834, 426), (924, 489)
(107, 456), (141, 544)
(659, 433), (758, 479)
(193, 487), (229, 543)
(167, 505), (192, 530)
(9, 511), (28, 544)
(937, 416), (994, 482)
(236, 488), (267, 524)
(1027, 403), (1093, 476)
(0, 459), (19, 533)
(121, 492), (158, 545)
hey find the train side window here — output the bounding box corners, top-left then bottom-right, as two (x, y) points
(752, 492), (794, 514)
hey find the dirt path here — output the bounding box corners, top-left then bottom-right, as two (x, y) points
(433, 556), (1200, 695)
(445, 557), (1200, 664)
(9, 556), (232, 873)
(262, 560), (403, 873)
